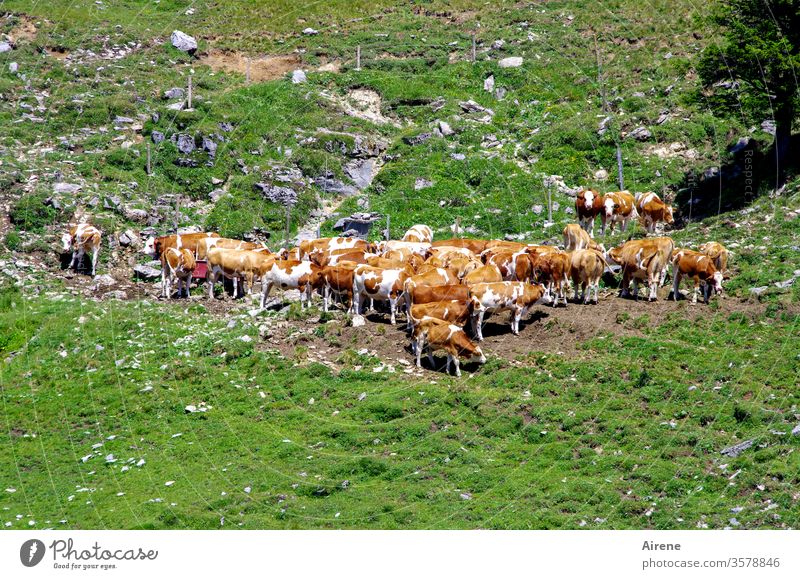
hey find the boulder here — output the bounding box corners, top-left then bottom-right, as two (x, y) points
(133, 264), (162, 279)
(170, 30), (197, 53)
(291, 69), (307, 84)
(53, 183), (81, 194)
(626, 126), (652, 141)
(0, 41), (11, 53)
(404, 133), (432, 146)
(163, 87), (185, 100)
(438, 120), (454, 136)
(9, 62), (18, 73)
(123, 207), (149, 223)
(176, 134), (195, 155)
(483, 74), (495, 92)
(118, 230), (141, 247)
(151, 131), (165, 144)
(498, 56), (523, 68)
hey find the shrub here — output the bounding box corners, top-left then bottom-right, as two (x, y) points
(10, 192), (58, 233)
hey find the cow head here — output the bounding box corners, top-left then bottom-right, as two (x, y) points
(603, 196), (617, 218)
(711, 270), (724, 295)
(142, 236), (158, 258)
(604, 245), (624, 266)
(664, 205), (675, 225)
(61, 232), (74, 253)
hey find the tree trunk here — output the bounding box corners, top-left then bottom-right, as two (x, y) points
(772, 107), (794, 187)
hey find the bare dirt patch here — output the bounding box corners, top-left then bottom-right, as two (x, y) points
(7, 14), (37, 43)
(322, 88), (401, 127)
(46, 47), (70, 61)
(199, 51), (301, 81)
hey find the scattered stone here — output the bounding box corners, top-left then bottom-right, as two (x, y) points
(720, 439), (755, 458)
(414, 178), (433, 190)
(351, 314), (366, 328)
(451, 153), (466, 161)
(761, 120), (776, 136)
(595, 169), (609, 181)
(302, 27), (319, 35)
(151, 131), (165, 144)
(53, 182), (81, 194)
(459, 492), (473, 500)
(163, 87), (185, 100)
(123, 207), (149, 222)
(532, 204), (543, 215)
(253, 182), (298, 205)
(749, 286), (769, 296)
(438, 120), (454, 136)
(176, 134), (195, 155)
(291, 69), (307, 84)
(93, 274), (115, 288)
(102, 290), (127, 300)
(498, 56), (523, 68)
(774, 278), (794, 289)
(459, 100), (494, 116)
(9, 62), (18, 73)
(170, 30), (197, 53)
(133, 264), (161, 280)
(404, 132), (432, 146)
(0, 41), (11, 53)
(483, 75), (495, 92)
(494, 87), (507, 100)
(626, 126), (652, 141)
(118, 230), (140, 247)
(792, 424), (800, 436)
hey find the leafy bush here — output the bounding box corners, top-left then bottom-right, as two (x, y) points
(10, 192), (58, 233)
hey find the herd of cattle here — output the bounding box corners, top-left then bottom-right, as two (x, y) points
(60, 190), (730, 376)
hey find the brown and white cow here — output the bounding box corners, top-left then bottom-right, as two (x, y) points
(606, 237), (674, 301)
(195, 237), (268, 261)
(377, 240), (431, 257)
(207, 248), (275, 299)
(320, 263), (358, 312)
(298, 237), (371, 262)
(530, 250), (571, 306)
(469, 282), (552, 340)
(408, 300), (472, 330)
(431, 238), (489, 255)
(403, 268), (460, 330)
(408, 284), (471, 306)
(352, 265), (410, 324)
(143, 231), (220, 291)
(462, 264), (503, 286)
(600, 190), (638, 235)
(575, 188), (604, 235)
(62, 223), (102, 276)
(412, 317), (486, 377)
(569, 249), (606, 304)
(402, 224), (433, 243)
(261, 259), (323, 309)
(671, 249), (723, 304)
(636, 192), (674, 233)
(698, 241), (729, 276)
(163, 247), (196, 298)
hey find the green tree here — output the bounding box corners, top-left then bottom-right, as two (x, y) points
(699, 0), (800, 175)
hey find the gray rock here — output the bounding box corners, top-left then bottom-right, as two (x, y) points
(253, 182), (298, 205)
(404, 133), (432, 146)
(93, 274), (116, 287)
(118, 230), (141, 247)
(302, 27), (319, 35)
(170, 30), (197, 53)
(483, 75), (495, 92)
(209, 188), (225, 202)
(312, 176), (358, 196)
(498, 56), (523, 68)
(451, 153), (466, 161)
(720, 439), (754, 458)
(729, 137), (751, 154)
(626, 126), (652, 141)
(53, 183), (81, 194)
(761, 120), (776, 136)
(9, 62), (18, 73)
(44, 197), (62, 210)
(565, 207), (575, 215)
(123, 207), (149, 222)
(749, 286), (768, 296)
(133, 264), (162, 279)
(113, 116), (135, 125)
(792, 424), (800, 436)
(104, 195), (122, 210)
(202, 136), (217, 156)
(344, 158), (377, 190)
(532, 204), (543, 215)
(774, 278), (794, 289)
(351, 314), (366, 328)
(494, 87), (507, 101)
(0, 41), (11, 53)
(459, 100), (494, 115)
(438, 120), (454, 136)
(414, 178), (433, 191)
(291, 69), (307, 84)
(176, 134), (195, 155)
(595, 169), (609, 181)
(151, 131), (165, 144)
(163, 87), (185, 100)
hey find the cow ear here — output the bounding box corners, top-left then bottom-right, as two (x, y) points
(723, 273), (732, 281)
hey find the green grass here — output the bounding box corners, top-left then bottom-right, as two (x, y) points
(0, 279), (798, 529)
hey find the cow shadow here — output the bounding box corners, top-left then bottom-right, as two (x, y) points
(59, 252), (92, 274)
(476, 309), (550, 338)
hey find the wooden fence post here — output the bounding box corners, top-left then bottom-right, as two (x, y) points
(246, 58), (251, 84)
(385, 214), (390, 241)
(146, 143), (152, 176)
(356, 45), (361, 71)
(187, 75), (193, 110)
(471, 33), (476, 63)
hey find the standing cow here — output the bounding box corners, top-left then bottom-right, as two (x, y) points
(601, 191), (638, 235)
(61, 224), (102, 276)
(575, 189), (604, 236)
(635, 192), (674, 233)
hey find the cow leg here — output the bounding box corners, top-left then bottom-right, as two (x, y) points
(415, 338), (423, 368)
(260, 281), (273, 309)
(323, 286), (330, 312)
(426, 348), (435, 370)
(692, 280), (699, 304)
(672, 269), (681, 301)
(475, 310), (485, 341)
(649, 276), (658, 301)
(452, 356), (461, 378)
(389, 297), (397, 325)
(632, 278), (640, 300)
(91, 246), (99, 276)
(511, 309), (520, 335)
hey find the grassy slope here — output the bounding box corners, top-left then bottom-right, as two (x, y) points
(1, 192), (799, 530)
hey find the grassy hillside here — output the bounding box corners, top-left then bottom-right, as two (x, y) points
(1, 1), (799, 530)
